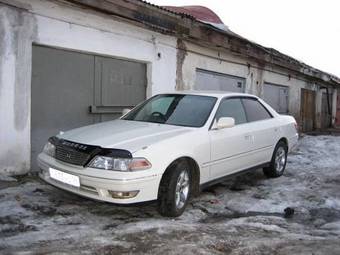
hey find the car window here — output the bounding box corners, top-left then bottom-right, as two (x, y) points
(242, 98), (272, 122)
(149, 96), (174, 115)
(215, 98), (247, 125)
(123, 94), (217, 127)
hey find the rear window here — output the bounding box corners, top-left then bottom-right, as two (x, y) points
(242, 98), (272, 122)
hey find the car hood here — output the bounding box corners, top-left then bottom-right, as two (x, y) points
(57, 119), (192, 152)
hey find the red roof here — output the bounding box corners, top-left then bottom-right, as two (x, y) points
(163, 5), (224, 24)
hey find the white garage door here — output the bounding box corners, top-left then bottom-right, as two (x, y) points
(195, 69), (245, 92)
(263, 83), (289, 114)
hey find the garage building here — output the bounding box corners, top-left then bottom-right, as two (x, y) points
(0, 0), (340, 175)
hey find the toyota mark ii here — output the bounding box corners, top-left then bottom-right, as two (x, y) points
(38, 91), (298, 216)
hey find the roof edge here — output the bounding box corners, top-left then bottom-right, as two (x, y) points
(64, 0), (340, 86)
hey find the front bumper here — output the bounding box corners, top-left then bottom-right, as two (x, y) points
(37, 153), (161, 204)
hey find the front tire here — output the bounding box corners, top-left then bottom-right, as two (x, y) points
(263, 141), (288, 178)
(157, 160), (192, 217)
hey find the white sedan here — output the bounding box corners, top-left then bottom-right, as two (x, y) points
(38, 91), (298, 217)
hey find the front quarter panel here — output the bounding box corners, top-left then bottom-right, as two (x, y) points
(132, 128), (211, 184)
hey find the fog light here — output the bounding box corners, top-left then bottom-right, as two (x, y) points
(109, 190), (139, 199)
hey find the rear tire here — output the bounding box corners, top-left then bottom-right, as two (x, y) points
(263, 141), (288, 178)
(157, 160), (192, 217)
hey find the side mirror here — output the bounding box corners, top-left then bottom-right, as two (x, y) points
(216, 117), (235, 129)
(122, 108), (131, 116)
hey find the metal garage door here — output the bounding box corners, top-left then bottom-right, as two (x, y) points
(321, 92), (332, 129)
(31, 46), (146, 171)
(263, 83), (288, 114)
(300, 88), (316, 132)
(195, 69), (245, 92)
(92, 56), (146, 121)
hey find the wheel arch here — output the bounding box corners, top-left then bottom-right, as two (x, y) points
(277, 137), (289, 150)
(158, 156), (201, 198)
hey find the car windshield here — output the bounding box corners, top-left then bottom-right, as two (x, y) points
(122, 94), (217, 127)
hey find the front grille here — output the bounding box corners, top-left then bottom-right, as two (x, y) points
(55, 145), (91, 166)
(49, 136), (132, 167)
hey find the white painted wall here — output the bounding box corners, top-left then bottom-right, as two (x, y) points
(0, 0), (177, 175)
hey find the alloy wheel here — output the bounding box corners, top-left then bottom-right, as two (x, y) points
(175, 169), (190, 209)
(275, 147), (286, 173)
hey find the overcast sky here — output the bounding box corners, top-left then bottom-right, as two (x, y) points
(147, 0), (340, 77)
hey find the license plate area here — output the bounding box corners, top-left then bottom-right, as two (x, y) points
(49, 168), (80, 187)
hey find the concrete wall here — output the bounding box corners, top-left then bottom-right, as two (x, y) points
(0, 4), (36, 175)
(0, 0), (177, 175)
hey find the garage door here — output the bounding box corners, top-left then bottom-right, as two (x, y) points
(300, 88), (316, 132)
(195, 69), (245, 92)
(31, 46), (146, 171)
(321, 92), (332, 129)
(263, 83), (288, 114)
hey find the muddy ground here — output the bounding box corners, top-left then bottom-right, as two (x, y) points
(1, 135), (340, 255)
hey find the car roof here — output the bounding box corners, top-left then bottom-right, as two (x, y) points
(161, 90), (258, 99)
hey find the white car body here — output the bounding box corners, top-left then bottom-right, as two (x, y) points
(38, 91), (298, 207)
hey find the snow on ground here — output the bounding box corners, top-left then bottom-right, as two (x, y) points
(1, 135), (340, 254)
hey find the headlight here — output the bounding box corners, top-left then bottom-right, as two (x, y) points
(88, 156), (151, 171)
(43, 141), (56, 157)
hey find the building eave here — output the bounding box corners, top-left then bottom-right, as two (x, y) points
(64, 0), (340, 87)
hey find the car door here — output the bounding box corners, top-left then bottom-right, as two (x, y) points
(241, 98), (279, 164)
(209, 97), (253, 179)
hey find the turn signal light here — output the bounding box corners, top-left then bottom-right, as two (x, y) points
(109, 190), (139, 199)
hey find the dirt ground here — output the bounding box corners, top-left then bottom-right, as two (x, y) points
(1, 135), (340, 255)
